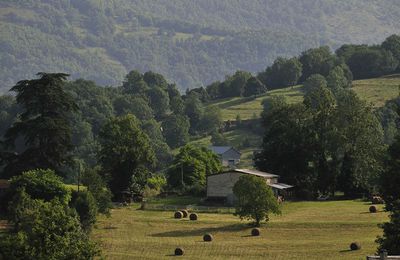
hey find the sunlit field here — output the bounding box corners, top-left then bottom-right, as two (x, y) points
(93, 200), (388, 259)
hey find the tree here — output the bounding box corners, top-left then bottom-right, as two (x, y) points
(184, 94), (203, 133)
(199, 106), (223, 134)
(347, 48), (398, 79)
(167, 145), (221, 189)
(161, 114), (190, 149)
(326, 65), (352, 92)
(299, 46), (337, 82)
(303, 74), (327, 94)
(113, 95), (154, 120)
(233, 175), (281, 226)
(0, 189), (99, 259)
(81, 167), (112, 215)
(98, 114), (155, 200)
(1, 73), (77, 177)
(380, 135), (400, 211)
(211, 130), (228, 146)
(259, 57), (302, 89)
(147, 87), (170, 118)
(243, 77), (267, 97)
(121, 70), (149, 97)
(376, 203), (400, 255)
(69, 190), (98, 232)
(8, 169), (71, 205)
(382, 34), (400, 69)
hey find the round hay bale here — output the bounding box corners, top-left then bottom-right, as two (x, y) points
(181, 209), (189, 218)
(203, 233), (213, 242)
(251, 228), (260, 236)
(369, 205), (377, 213)
(350, 242), (361, 251)
(174, 211), (183, 219)
(189, 213), (198, 221)
(174, 247), (184, 256)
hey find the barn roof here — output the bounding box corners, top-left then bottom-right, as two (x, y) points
(269, 183), (294, 190)
(208, 168), (279, 178)
(209, 146), (241, 155)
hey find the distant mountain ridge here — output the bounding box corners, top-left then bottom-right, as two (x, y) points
(0, 0), (399, 93)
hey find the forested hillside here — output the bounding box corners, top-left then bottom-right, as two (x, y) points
(1, 0), (400, 93)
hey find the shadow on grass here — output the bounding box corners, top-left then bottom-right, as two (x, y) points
(150, 223), (249, 237)
(339, 249), (353, 253)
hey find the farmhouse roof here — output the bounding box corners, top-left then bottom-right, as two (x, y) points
(208, 168), (279, 178)
(269, 183), (294, 190)
(209, 146), (241, 155)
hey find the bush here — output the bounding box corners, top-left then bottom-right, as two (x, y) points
(174, 247), (184, 256)
(189, 213), (198, 221)
(251, 228), (260, 236)
(181, 209), (189, 218)
(0, 189), (99, 259)
(174, 211), (183, 219)
(369, 205), (378, 213)
(203, 233), (213, 242)
(70, 190), (98, 232)
(350, 242), (361, 250)
(9, 169), (71, 205)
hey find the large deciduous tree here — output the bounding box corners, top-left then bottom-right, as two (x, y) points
(1, 73), (77, 178)
(233, 175), (281, 226)
(98, 114), (155, 200)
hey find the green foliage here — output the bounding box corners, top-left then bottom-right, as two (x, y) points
(382, 34), (400, 69)
(0, 189), (99, 259)
(303, 74), (328, 94)
(161, 114), (190, 148)
(9, 169), (71, 205)
(98, 114), (155, 200)
(199, 106), (223, 134)
(299, 46), (337, 82)
(70, 190), (98, 232)
(376, 202), (400, 255)
(233, 175), (281, 226)
(211, 130), (228, 146)
(1, 73), (77, 177)
(2, 1), (400, 93)
(259, 57), (302, 89)
(167, 144), (221, 189)
(243, 77), (267, 97)
(256, 86), (384, 197)
(81, 167), (112, 215)
(346, 47), (398, 79)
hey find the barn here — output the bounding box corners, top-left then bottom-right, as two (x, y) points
(206, 169), (293, 205)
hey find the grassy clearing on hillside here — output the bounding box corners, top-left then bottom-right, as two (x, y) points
(93, 200), (387, 260)
(210, 76), (400, 121)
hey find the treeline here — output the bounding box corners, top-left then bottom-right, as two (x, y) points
(193, 35), (400, 101)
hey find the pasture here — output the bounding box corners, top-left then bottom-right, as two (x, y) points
(93, 200), (388, 259)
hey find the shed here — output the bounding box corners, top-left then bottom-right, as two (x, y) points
(206, 169), (293, 205)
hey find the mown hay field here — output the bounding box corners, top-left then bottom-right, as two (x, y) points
(93, 200), (388, 259)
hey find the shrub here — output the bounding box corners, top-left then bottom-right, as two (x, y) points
(174, 211), (183, 219)
(69, 190), (98, 232)
(203, 233), (213, 242)
(175, 247), (184, 256)
(350, 242), (361, 251)
(9, 169), (71, 205)
(189, 213), (198, 221)
(251, 228), (260, 236)
(181, 209), (189, 218)
(369, 205), (378, 213)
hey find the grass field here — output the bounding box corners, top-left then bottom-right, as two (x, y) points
(210, 76), (400, 121)
(93, 200), (388, 259)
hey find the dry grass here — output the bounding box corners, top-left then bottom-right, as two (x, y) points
(93, 200), (388, 259)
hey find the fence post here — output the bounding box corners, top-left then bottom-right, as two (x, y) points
(380, 249), (388, 260)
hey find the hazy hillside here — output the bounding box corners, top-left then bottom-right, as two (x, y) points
(1, 0), (400, 93)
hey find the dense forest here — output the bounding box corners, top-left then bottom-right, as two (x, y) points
(1, 0), (400, 93)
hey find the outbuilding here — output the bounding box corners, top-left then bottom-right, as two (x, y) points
(209, 146), (241, 167)
(206, 169), (293, 205)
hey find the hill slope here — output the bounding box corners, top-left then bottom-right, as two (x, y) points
(1, 1), (400, 93)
